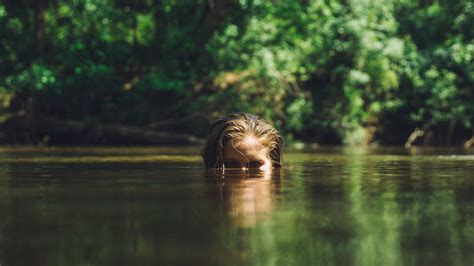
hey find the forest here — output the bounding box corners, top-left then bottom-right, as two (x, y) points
(0, 0), (472, 146)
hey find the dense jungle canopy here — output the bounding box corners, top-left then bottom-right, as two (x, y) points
(0, 0), (473, 146)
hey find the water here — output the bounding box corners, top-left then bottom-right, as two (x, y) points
(0, 147), (472, 266)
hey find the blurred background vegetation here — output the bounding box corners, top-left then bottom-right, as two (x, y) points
(0, 0), (472, 146)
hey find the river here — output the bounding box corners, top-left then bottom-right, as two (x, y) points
(0, 146), (472, 265)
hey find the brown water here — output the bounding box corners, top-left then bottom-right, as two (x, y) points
(0, 147), (472, 266)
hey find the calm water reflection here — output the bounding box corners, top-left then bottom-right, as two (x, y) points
(0, 147), (472, 265)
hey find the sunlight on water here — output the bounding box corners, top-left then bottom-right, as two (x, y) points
(438, 155), (474, 160)
(0, 147), (472, 265)
(0, 154), (200, 163)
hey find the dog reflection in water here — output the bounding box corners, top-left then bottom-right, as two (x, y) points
(206, 168), (281, 228)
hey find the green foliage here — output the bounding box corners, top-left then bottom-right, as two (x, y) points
(5, 64), (56, 92)
(0, 0), (472, 144)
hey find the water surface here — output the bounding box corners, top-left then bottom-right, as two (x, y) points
(0, 147), (472, 265)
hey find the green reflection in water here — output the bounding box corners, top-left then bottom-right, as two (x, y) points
(345, 157), (402, 266)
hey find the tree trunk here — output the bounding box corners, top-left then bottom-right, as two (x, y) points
(34, 0), (46, 55)
(464, 136), (474, 148)
(405, 127), (424, 148)
(196, 0), (235, 46)
(12, 115), (204, 145)
(446, 119), (455, 146)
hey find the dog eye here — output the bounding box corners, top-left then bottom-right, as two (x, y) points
(248, 161), (263, 169)
(223, 161), (243, 168)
